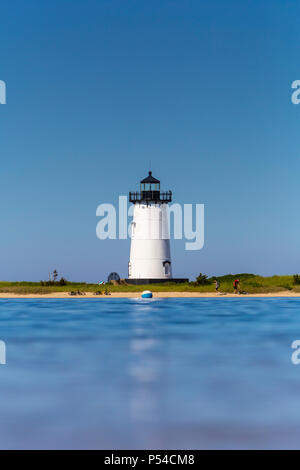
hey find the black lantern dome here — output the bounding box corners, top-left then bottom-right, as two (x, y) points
(140, 171), (160, 185)
(129, 171), (172, 204)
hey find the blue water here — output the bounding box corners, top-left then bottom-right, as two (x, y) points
(0, 297), (300, 449)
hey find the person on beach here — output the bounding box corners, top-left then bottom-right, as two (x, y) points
(214, 279), (220, 294)
(233, 279), (240, 294)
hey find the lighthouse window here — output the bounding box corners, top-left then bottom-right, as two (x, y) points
(131, 222), (136, 237)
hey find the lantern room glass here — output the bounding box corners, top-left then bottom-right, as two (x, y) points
(141, 183), (160, 191)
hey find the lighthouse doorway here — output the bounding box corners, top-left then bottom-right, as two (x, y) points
(163, 261), (171, 276)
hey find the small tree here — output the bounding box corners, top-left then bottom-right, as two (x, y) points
(59, 277), (67, 286)
(53, 270), (58, 283)
(294, 275), (300, 285)
(196, 273), (211, 285)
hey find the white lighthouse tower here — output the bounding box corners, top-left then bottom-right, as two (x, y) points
(128, 171), (173, 284)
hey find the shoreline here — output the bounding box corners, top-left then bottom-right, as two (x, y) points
(0, 291), (300, 299)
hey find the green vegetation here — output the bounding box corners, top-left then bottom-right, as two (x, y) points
(0, 281), (99, 295)
(0, 273), (300, 295)
(293, 274), (300, 285)
(195, 273), (211, 285)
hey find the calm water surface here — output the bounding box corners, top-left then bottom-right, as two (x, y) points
(0, 297), (300, 449)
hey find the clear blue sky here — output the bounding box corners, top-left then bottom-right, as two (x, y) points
(0, 0), (299, 282)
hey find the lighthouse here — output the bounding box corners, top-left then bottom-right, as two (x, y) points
(128, 171), (173, 284)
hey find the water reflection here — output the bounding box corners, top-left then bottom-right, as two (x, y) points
(0, 298), (299, 449)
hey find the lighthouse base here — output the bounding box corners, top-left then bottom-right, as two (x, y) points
(126, 278), (189, 285)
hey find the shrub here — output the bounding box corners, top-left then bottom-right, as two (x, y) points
(214, 273), (256, 282)
(279, 284), (293, 291)
(196, 273), (211, 285)
(293, 275), (300, 285)
(59, 277), (67, 286)
(248, 282), (263, 288)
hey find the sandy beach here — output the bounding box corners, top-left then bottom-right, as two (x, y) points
(0, 291), (299, 299)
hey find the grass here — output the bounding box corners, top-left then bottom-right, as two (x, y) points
(0, 274), (299, 294)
